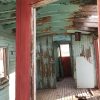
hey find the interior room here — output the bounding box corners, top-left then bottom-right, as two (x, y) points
(0, 0), (100, 100)
(36, 0), (100, 99)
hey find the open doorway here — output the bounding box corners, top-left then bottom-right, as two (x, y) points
(56, 43), (72, 81)
(59, 44), (72, 78)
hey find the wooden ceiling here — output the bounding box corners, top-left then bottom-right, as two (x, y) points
(32, 0), (59, 7)
(36, 0), (98, 36)
(70, 5), (98, 32)
(0, 1), (15, 35)
(0, 0), (98, 35)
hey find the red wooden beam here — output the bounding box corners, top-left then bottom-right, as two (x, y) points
(94, 40), (99, 88)
(16, 0), (32, 100)
(97, 0), (100, 89)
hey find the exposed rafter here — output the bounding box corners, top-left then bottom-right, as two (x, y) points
(32, 0), (59, 8)
(0, 9), (15, 14)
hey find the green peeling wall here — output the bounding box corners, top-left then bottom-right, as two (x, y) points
(36, 36), (56, 89)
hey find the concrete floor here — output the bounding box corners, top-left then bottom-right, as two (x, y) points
(37, 78), (100, 100)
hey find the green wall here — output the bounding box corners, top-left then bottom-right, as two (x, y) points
(0, 32), (15, 100)
(36, 36), (56, 89)
(36, 34), (72, 89)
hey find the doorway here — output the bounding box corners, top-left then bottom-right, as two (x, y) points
(60, 44), (72, 78)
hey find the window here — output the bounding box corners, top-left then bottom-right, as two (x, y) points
(0, 48), (8, 85)
(60, 44), (70, 57)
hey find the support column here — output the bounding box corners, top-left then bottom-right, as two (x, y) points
(16, 0), (32, 100)
(94, 39), (99, 88)
(97, 0), (100, 88)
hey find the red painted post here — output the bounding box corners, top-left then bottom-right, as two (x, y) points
(94, 40), (99, 88)
(16, 0), (32, 100)
(97, 0), (100, 88)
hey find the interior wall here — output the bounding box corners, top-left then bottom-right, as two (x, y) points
(0, 33), (15, 100)
(36, 36), (56, 89)
(72, 35), (96, 85)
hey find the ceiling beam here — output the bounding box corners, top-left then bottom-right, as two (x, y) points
(0, 10), (16, 14)
(74, 11), (97, 17)
(75, 27), (98, 32)
(32, 0), (59, 8)
(0, 17), (16, 24)
(65, 25), (97, 32)
(74, 21), (98, 28)
(73, 18), (98, 23)
(37, 16), (51, 25)
(80, 5), (97, 12)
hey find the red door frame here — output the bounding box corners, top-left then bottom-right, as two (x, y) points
(16, 0), (100, 100)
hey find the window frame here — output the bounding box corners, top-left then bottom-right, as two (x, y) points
(0, 47), (9, 86)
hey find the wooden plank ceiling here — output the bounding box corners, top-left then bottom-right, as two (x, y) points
(73, 5), (98, 31)
(0, 0), (98, 35)
(0, 1), (16, 34)
(0, 0), (58, 34)
(37, 0), (98, 36)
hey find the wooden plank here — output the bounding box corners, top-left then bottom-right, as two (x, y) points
(65, 25), (97, 32)
(37, 16), (51, 25)
(83, 22), (98, 27)
(0, 17), (16, 24)
(37, 78), (100, 100)
(75, 22), (98, 28)
(32, 0), (58, 7)
(75, 11), (97, 16)
(77, 27), (97, 32)
(80, 5), (97, 12)
(73, 18), (98, 23)
(81, 11), (97, 16)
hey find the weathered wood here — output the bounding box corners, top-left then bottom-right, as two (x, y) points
(0, 10), (16, 14)
(77, 27), (97, 32)
(73, 18), (98, 23)
(83, 22), (98, 27)
(37, 78), (100, 100)
(65, 25), (97, 32)
(74, 22), (98, 28)
(32, 0), (58, 7)
(37, 16), (51, 25)
(74, 11), (97, 17)
(80, 5), (97, 12)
